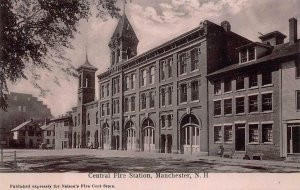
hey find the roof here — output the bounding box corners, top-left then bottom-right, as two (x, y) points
(258, 31), (287, 40)
(236, 42), (272, 50)
(76, 53), (98, 71)
(11, 121), (31, 132)
(51, 115), (72, 122)
(40, 122), (55, 130)
(208, 40), (300, 78)
(111, 14), (138, 41)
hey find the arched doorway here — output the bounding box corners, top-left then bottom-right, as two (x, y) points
(180, 114), (201, 154)
(125, 121), (136, 151)
(142, 118), (155, 152)
(73, 132), (77, 148)
(102, 123), (110, 150)
(94, 130), (99, 149)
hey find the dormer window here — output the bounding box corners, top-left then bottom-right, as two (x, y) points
(239, 46), (256, 64)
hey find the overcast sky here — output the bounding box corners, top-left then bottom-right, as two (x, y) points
(8, 0), (300, 117)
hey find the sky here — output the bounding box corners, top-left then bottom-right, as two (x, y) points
(8, 0), (300, 117)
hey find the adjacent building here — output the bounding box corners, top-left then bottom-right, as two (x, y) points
(51, 114), (73, 149)
(0, 92), (52, 147)
(11, 120), (43, 148)
(41, 121), (55, 149)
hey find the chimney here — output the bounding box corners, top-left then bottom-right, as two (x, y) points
(289, 18), (297, 44)
(221, 21), (231, 32)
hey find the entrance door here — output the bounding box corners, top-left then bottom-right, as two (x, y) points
(235, 124), (245, 151)
(167, 135), (172, 153)
(143, 127), (155, 152)
(126, 129), (136, 151)
(287, 124), (300, 154)
(161, 135), (166, 153)
(103, 127), (110, 150)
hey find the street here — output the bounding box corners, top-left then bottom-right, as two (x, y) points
(1, 149), (300, 173)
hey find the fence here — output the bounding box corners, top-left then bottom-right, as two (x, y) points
(0, 148), (17, 167)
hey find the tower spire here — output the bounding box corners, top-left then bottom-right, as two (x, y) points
(85, 45), (88, 62)
(123, 0), (126, 15)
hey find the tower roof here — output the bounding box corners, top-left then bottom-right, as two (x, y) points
(110, 14), (138, 42)
(77, 51), (98, 71)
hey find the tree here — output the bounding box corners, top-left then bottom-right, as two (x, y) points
(0, 0), (120, 111)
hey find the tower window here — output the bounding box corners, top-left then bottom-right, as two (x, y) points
(85, 74), (92, 88)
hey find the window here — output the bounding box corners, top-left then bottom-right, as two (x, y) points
(96, 111), (99, 124)
(191, 81), (199, 101)
(168, 86), (172, 105)
(113, 78), (120, 94)
(87, 114), (90, 125)
(131, 96), (135, 111)
(141, 94), (146, 110)
(125, 76), (129, 91)
(191, 48), (199, 71)
(249, 74), (258, 88)
(149, 66), (155, 84)
(116, 48), (120, 63)
(262, 72), (272, 86)
(167, 115), (172, 128)
(116, 78), (120, 93)
(64, 131), (68, 138)
(214, 80), (221, 95)
(101, 104), (105, 116)
(161, 88), (166, 107)
(224, 99), (232, 115)
(262, 93), (272, 112)
(161, 115), (166, 129)
(161, 61), (166, 81)
(236, 97), (245, 114)
(149, 91), (155, 108)
(106, 103), (110, 115)
(116, 99), (119, 113)
(131, 74), (136, 89)
(240, 49), (247, 63)
(46, 139), (50, 144)
(113, 100), (116, 114)
(180, 84), (187, 103)
(179, 53), (187, 75)
(141, 69), (146, 86)
(249, 124), (259, 143)
(47, 131), (51, 136)
(224, 125), (232, 143)
(18, 106), (22, 111)
(262, 124), (273, 143)
(78, 114), (80, 125)
(224, 77), (232, 93)
(214, 126), (222, 143)
(236, 76), (244, 90)
(248, 47), (255, 61)
(124, 97), (129, 112)
(297, 90), (300, 110)
(101, 85), (105, 98)
(249, 95), (258, 113)
(74, 116), (77, 126)
(167, 58), (172, 78)
(106, 84), (109, 96)
(112, 51), (115, 64)
(214, 100), (221, 116)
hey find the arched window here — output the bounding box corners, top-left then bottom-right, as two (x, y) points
(141, 93), (146, 110)
(141, 69), (147, 86)
(96, 111), (99, 124)
(87, 113), (90, 125)
(124, 97), (129, 112)
(79, 74), (82, 88)
(85, 74), (92, 88)
(149, 66), (155, 84)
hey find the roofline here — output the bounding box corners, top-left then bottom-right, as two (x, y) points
(98, 25), (206, 79)
(236, 42), (272, 50)
(207, 51), (300, 78)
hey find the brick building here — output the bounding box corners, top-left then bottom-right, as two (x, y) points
(207, 18), (300, 160)
(70, 13), (299, 160)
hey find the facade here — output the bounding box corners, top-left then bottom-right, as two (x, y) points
(41, 121), (55, 149)
(51, 114), (73, 149)
(207, 18), (300, 160)
(11, 120), (43, 148)
(0, 92), (52, 147)
(70, 14), (299, 160)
